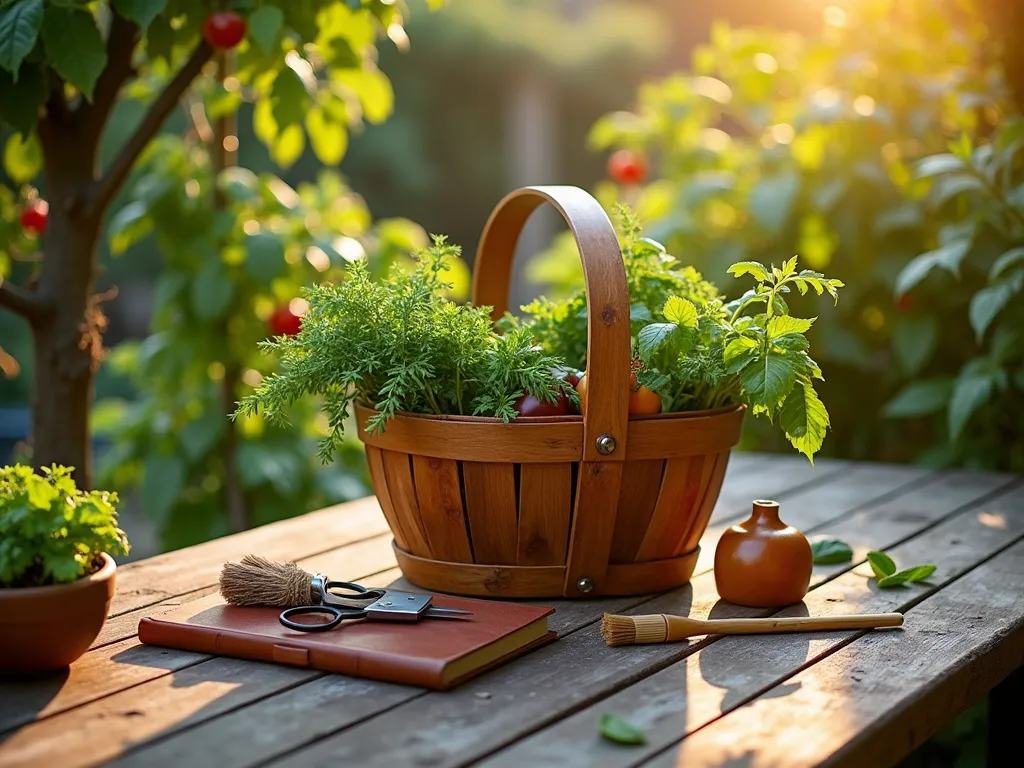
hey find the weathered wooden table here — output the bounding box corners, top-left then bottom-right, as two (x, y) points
(2, 454), (1022, 767)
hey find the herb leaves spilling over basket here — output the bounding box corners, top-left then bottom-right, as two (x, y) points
(237, 214), (843, 463)
(236, 236), (576, 462)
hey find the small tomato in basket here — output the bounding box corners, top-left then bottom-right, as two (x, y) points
(575, 372), (588, 414)
(607, 149), (647, 185)
(514, 393), (570, 417)
(629, 386), (661, 415)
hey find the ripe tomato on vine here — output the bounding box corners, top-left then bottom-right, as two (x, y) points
(607, 149), (647, 185)
(19, 199), (48, 235)
(203, 11), (247, 49)
(268, 303), (302, 337)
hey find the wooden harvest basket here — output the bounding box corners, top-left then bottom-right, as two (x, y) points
(356, 186), (744, 598)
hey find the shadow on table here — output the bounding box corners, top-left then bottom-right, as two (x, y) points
(0, 668), (70, 745)
(698, 599), (810, 713)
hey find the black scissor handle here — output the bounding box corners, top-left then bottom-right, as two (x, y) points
(279, 604), (367, 632)
(315, 578), (388, 608)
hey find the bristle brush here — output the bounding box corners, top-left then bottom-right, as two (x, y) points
(219, 555), (369, 608)
(601, 611), (904, 647)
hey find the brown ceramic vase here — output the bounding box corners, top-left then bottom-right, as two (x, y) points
(714, 500), (812, 607)
(0, 552), (117, 677)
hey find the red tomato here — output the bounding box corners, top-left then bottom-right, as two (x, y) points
(19, 199), (48, 235)
(629, 386), (662, 415)
(607, 149), (648, 185)
(268, 304), (302, 337)
(203, 11), (247, 49)
(514, 393), (570, 417)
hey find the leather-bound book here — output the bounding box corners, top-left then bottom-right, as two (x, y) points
(138, 592), (555, 690)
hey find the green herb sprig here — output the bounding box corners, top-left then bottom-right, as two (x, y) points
(598, 713), (647, 745)
(0, 465), (130, 588)
(236, 236), (575, 462)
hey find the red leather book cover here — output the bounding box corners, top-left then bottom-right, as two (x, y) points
(138, 592), (555, 690)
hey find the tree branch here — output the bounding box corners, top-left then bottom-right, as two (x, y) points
(80, 15), (140, 141)
(86, 39), (214, 219)
(0, 278), (50, 324)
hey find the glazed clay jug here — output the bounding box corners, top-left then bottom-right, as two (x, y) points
(714, 500), (812, 607)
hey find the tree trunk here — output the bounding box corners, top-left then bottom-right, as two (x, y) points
(32, 124), (104, 489)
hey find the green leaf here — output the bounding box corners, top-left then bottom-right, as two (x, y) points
(727, 261), (769, 282)
(780, 379), (829, 461)
(866, 550), (897, 579)
(948, 366), (994, 440)
(179, 416), (225, 464)
(190, 261), (234, 321)
(333, 68), (394, 124)
(810, 539), (853, 565)
(141, 454), (186, 523)
(891, 315), (939, 376)
(877, 565), (935, 588)
(0, 0), (43, 76)
(990, 247), (1024, 280)
(41, 7), (107, 102)
(111, 0), (167, 30)
(748, 172), (799, 233)
(245, 232), (286, 283)
(248, 5), (284, 52)
(0, 63), (45, 135)
(773, 333), (809, 352)
(662, 296), (697, 328)
(598, 713), (646, 745)
(270, 123), (305, 168)
(969, 283), (1016, 342)
(108, 200), (153, 255)
(2, 131), (41, 182)
(271, 68), (311, 129)
(738, 353), (797, 410)
(883, 378), (953, 418)
(306, 106), (348, 166)
(629, 303), (653, 322)
(766, 315), (814, 339)
(914, 153), (966, 179)
(638, 323), (677, 361)
(894, 239), (972, 296)
(724, 336), (757, 373)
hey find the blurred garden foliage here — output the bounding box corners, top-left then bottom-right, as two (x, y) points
(538, 0), (1024, 471)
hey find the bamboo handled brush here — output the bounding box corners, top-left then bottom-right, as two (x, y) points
(601, 612), (904, 646)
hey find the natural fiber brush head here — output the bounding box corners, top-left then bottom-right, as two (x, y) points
(601, 613), (669, 646)
(219, 554), (315, 607)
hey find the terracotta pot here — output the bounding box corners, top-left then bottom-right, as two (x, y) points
(0, 552), (117, 677)
(714, 500), (812, 607)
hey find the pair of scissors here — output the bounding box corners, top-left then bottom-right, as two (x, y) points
(279, 577), (472, 632)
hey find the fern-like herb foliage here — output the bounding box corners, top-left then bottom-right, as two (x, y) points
(0, 465), (130, 588)
(236, 236), (576, 462)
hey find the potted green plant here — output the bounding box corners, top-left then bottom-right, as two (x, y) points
(0, 465), (129, 676)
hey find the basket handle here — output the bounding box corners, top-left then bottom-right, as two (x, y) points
(472, 186), (630, 464)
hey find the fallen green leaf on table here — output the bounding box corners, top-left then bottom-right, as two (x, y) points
(598, 713), (647, 745)
(877, 564), (936, 588)
(810, 538), (853, 564)
(866, 550), (935, 588)
(866, 550), (897, 579)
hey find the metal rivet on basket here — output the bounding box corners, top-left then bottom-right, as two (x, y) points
(577, 577), (594, 593)
(596, 434), (616, 455)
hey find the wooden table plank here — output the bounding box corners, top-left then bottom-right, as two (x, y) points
(0, 534), (399, 735)
(477, 474), (1022, 767)
(107, 497), (390, 618)
(643, 538), (1024, 768)
(0, 459), (1011, 768)
(257, 471), (1010, 768)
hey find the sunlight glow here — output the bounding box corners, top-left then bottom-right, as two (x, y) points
(978, 512), (1007, 529)
(289, 298), (310, 317)
(853, 95), (877, 116)
(222, 135), (239, 152)
(334, 236), (367, 262)
(824, 5), (847, 27)
(753, 53), (779, 74)
(184, 179), (200, 198)
(242, 219), (260, 235)
(242, 369), (264, 387)
(306, 245), (331, 272)
(693, 76), (732, 104)
(771, 123), (796, 145)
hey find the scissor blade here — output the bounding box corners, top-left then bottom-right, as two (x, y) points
(424, 606), (473, 619)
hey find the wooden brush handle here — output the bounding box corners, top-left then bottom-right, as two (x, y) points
(665, 612), (903, 640)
